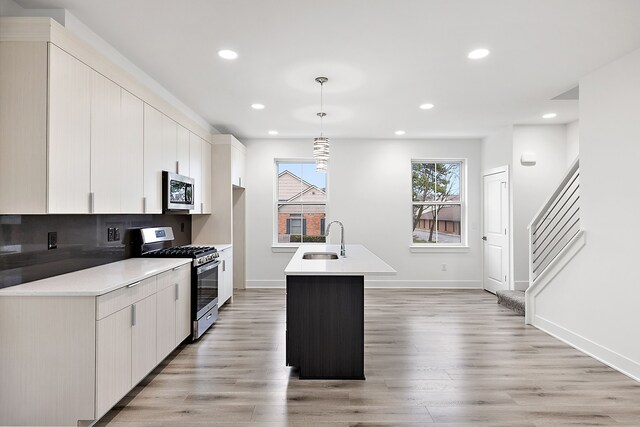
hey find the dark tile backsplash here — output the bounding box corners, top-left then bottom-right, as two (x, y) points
(0, 214), (191, 289)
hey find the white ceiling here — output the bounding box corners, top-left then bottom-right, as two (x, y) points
(14, 0), (640, 139)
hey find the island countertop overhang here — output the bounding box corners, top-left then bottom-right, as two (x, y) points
(284, 244), (396, 276)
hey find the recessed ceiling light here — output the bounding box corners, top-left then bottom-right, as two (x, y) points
(419, 103), (435, 110)
(542, 112), (557, 119)
(395, 130), (406, 136)
(218, 49), (238, 60)
(268, 130), (278, 135)
(468, 48), (490, 59)
(251, 103), (265, 110)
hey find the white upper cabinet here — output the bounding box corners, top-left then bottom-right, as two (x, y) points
(0, 42), (47, 214)
(143, 105), (163, 214)
(230, 145), (246, 188)
(48, 44), (92, 213)
(162, 114), (178, 174)
(90, 70), (121, 213)
(201, 139), (212, 214)
(176, 125), (190, 177)
(189, 132), (202, 214)
(120, 89), (144, 213)
(188, 133), (212, 214)
(0, 19), (213, 215)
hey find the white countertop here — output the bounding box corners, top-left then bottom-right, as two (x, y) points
(284, 244), (396, 276)
(0, 258), (191, 297)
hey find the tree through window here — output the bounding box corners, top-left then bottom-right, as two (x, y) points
(412, 161), (463, 245)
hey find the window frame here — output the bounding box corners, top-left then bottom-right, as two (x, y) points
(273, 158), (329, 249)
(410, 158), (468, 251)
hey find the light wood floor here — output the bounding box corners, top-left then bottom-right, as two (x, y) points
(98, 289), (640, 426)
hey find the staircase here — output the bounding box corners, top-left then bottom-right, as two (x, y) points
(525, 158), (585, 324)
(497, 290), (525, 316)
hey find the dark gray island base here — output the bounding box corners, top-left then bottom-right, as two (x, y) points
(286, 275), (364, 380)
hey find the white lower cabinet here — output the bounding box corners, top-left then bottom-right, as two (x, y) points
(95, 305), (132, 418)
(0, 262), (192, 426)
(132, 294), (158, 385)
(157, 264), (191, 360)
(218, 247), (233, 306)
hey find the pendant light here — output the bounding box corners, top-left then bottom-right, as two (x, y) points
(313, 77), (329, 172)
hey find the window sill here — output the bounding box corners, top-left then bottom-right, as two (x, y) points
(410, 245), (470, 253)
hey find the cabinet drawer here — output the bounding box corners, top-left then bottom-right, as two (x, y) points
(96, 276), (156, 320)
(157, 263), (190, 292)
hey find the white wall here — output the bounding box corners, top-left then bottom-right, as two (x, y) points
(244, 138), (483, 288)
(0, 0), (216, 134)
(482, 126), (513, 172)
(566, 120), (580, 165)
(533, 48), (640, 380)
(511, 125), (569, 288)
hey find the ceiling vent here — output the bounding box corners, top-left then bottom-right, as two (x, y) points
(552, 86), (579, 100)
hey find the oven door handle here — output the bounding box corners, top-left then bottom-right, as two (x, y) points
(196, 259), (221, 274)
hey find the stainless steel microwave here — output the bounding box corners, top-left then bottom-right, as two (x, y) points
(162, 171), (195, 212)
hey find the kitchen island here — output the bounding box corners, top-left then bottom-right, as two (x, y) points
(284, 244), (395, 379)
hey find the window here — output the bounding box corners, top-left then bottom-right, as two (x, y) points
(275, 160), (327, 245)
(412, 160), (464, 246)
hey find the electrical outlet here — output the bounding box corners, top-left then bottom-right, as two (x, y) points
(47, 231), (57, 250)
(107, 227), (115, 242)
(114, 227), (120, 242)
(441, 263), (447, 271)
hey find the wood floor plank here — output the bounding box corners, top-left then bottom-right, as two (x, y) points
(97, 289), (640, 426)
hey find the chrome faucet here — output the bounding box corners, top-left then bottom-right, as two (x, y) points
(325, 220), (346, 257)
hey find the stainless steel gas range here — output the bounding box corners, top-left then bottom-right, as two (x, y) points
(131, 226), (219, 340)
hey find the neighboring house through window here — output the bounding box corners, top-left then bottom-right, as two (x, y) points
(275, 160), (327, 244)
(412, 160), (465, 246)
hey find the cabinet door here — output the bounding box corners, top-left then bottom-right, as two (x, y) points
(48, 44), (91, 213)
(131, 294), (157, 385)
(95, 307), (132, 418)
(156, 285), (176, 362)
(225, 249), (234, 301)
(189, 132), (202, 214)
(120, 89), (144, 213)
(0, 42), (48, 214)
(201, 140), (212, 214)
(162, 115), (178, 174)
(90, 71), (121, 213)
(176, 125), (190, 176)
(143, 104), (163, 213)
(176, 277), (192, 345)
(231, 146), (245, 188)
(219, 249), (233, 306)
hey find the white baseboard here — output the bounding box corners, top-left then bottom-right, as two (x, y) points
(246, 279), (482, 289)
(246, 280), (285, 288)
(534, 315), (640, 383)
(514, 280), (529, 291)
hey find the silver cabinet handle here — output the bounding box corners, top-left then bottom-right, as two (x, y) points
(127, 281), (141, 288)
(206, 313), (212, 320)
(176, 161), (180, 174)
(131, 304), (137, 326)
(201, 202), (203, 214)
(239, 177), (242, 187)
(143, 197), (147, 214)
(172, 266), (181, 271)
(175, 283), (179, 301)
(89, 192), (95, 213)
(222, 260), (226, 272)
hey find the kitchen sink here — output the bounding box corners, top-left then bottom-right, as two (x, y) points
(302, 252), (339, 260)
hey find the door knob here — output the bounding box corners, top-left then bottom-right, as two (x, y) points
(482, 236), (487, 241)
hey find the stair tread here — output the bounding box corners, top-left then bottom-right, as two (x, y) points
(496, 290), (525, 316)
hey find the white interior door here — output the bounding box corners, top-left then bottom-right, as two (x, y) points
(483, 168), (510, 294)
